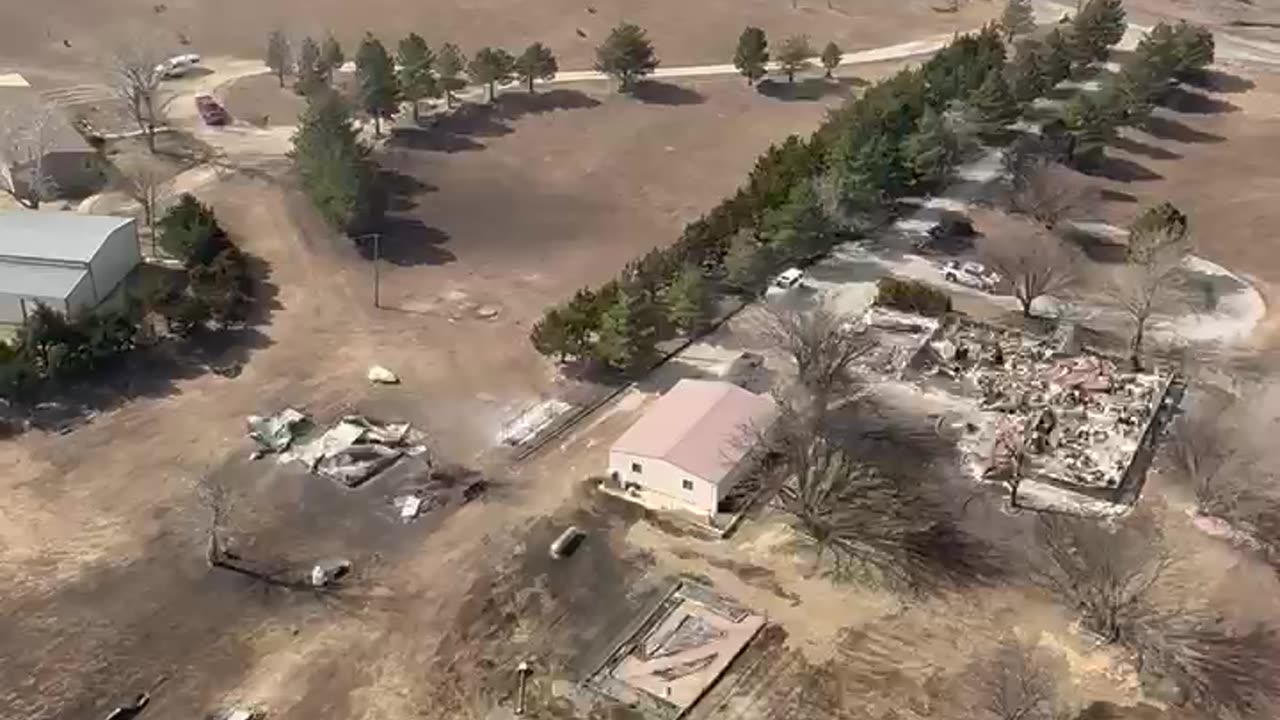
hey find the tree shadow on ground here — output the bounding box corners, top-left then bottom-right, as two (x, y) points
(386, 128), (484, 153)
(821, 396), (1012, 591)
(1084, 155), (1164, 183)
(1140, 115), (1227, 144)
(1185, 68), (1257, 94)
(378, 168), (437, 213)
(1180, 265), (1247, 313)
(11, 251), (282, 435)
(358, 219), (455, 267)
(1158, 86), (1240, 114)
(494, 88), (601, 119)
(756, 77), (861, 102)
(1111, 135), (1182, 160)
(1061, 225), (1129, 264)
(1100, 187), (1138, 204)
(429, 103), (514, 138)
(388, 90), (601, 153)
(630, 80), (705, 105)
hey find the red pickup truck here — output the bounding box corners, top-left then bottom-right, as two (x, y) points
(194, 94), (230, 126)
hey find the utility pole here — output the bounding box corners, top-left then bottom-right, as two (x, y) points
(515, 660), (531, 715)
(373, 233), (381, 309)
(355, 233), (383, 308)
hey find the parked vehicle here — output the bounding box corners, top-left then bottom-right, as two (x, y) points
(156, 53), (202, 79)
(913, 212), (976, 254)
(195, 94), (230, 125)
(941, 260), (999, 291)
(770, 267), (805, 290)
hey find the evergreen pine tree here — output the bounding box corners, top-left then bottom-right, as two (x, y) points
(903, 106), (959, 190)
(593, 289), (654, 372)
(820, 42), (842, 79)
(663, 264), (711, 333)
(842, 132), (909, 204)
(467, 47), (517, 102)
(734, 27), (770, 85)
(289, 91), (376, 230)
(1042, 28), (1074, 87)
(265, 30), (292, 87)
(295, 36), (325, 95)
(1071, 0), (1127, 65)
(1172, 22), (1214, 78)
(777, 35), (813, 83)
(594, 23), (660, 92)
(724, 231), (767, 293)
(355, 34), (400, 135)
(1064, 92), (1116, 170)
(397, 33), (438, 122)
(763, 181), (833, 259)
(530, 308), (571, 360)
(436, 43), (467, 107)
(515, 42), (559, 92)
(969, 68), (1021, 133)
(1008, 41), (1050, 103)
(999, 0), (1036, 42)
(320, 35), (345, 84)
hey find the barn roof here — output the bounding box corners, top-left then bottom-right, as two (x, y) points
(612, 379), (777, 485)
(0, 212), (133, 264)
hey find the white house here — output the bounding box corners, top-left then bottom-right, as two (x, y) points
(0, 212), (141, 323)
(609, 379), (778, 518)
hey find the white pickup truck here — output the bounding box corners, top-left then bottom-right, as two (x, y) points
(155, 53), (202, 79)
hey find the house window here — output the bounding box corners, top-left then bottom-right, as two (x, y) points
(682, 479), (694, 491)
(631, 462), (643, 474)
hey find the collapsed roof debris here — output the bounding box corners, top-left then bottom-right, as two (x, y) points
(901, 317), (1174, 509)
(847, 307), (942, 379)
(249, 409), (431, 487)
(585, 583), (766, 719)
(246, 408), (310, 454)
(282, 415), (430, 488)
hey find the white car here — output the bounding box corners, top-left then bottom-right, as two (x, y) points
(770, 267), (805, 291)
(155, 53), (202, 79)
(941, 260), (999, 291)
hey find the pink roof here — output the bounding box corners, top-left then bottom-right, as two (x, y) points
(612, 379), (778, 485)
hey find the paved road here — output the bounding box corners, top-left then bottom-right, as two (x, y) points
(41, 0), (1280, 114)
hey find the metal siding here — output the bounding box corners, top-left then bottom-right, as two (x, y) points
(0, 293), (24, 324)
(89, 220), (141, 300)
(65, 272), (97, 313)
(609, 450), (719, 515)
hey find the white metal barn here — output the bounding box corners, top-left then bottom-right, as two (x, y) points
(0, 212), (141, 323)
(609, 379), (778, 518)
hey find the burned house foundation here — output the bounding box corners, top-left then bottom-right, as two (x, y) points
(855, 313), (1178, 515)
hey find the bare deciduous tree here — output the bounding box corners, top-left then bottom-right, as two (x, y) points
(1108, 226), (1189, 370)
(1004, 158), (1097, 230)
(112, 45), (173, 153)
(1167, 394), (1242, 515)
(112, 157), (169, 254)
(1131, 613), (1280, 719)
(0, 104), (59, 208)
(1165, 388), (1280, 565)
(970, 635), (1063, 720)
(978, 219), (1080, 317)
(764, 303), (871, 423)
(195, 476), (348, 591)
(778, 437), (992, 591)
(195, 475), (234, 568)
(985, 414), (1033, 508)
(1030, 510), (1170, 643)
